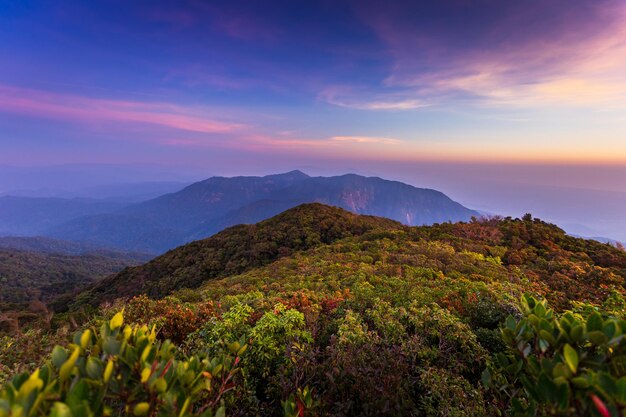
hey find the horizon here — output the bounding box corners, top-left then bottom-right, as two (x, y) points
(1, 164), (625, 243)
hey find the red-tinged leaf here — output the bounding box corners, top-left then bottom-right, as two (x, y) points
(297, 399), (305, 417)
(591, 394), (610, 417)
(160, 359), (172, 377)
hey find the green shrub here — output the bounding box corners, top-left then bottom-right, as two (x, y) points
(484, 295), (626, 416)
(0, 312), (245, 417)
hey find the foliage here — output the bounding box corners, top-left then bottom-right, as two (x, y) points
(3, 206), (626, 416)
(484, 295), (626, 416)
(124, 295), (217, 343)
(74, 204), (403, 307)
(0, 248), (142, 320)
(0, 312), (245, 417)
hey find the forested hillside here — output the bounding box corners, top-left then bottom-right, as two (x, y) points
(73, 204), (403, 307)
(2, 205), (626, 416)
(0, 248), (147, 329)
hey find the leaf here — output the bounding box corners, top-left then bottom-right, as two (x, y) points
(616, 377), (626, 405)
(539, 329), (556, 346)
(59, 348), (80, 382)
(481, 368), (492, 387)
(86, 358), (103, 379)
(51, 346), (68, 369)
(563, 344), (579, 374)
(556, 381), (569, 410)
(103, 359), (114, 383)
(50, 402), (72, 417)
(570, 325), (584, 343)
(571, 376), (590, 389)
(16, 369), (43, 401)
(591, 394), (610, 417)
(80, 329), (92, 350)
(110, 312), (124, 330)
(133, 402), (150, 416)
(588, 331), (608, 346)
(534, 302), (546, 318)
(587, 312), (604, 332)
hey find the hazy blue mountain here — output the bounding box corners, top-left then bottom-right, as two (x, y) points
(47, 213), (188, 254)
(0, 196), (126, 235)
(192, 174), (477, 238)
(47, 171), (479, 253)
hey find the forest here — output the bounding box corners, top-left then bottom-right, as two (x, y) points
(1, 204), (626, 417)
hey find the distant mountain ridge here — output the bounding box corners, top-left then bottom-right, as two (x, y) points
(48, 171), (478, 252)
(0, 196), (125, 235)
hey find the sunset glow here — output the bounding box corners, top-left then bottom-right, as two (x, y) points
(1, 0), (625, 166)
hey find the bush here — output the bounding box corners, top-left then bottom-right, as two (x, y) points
(0, 312), (245, 417)
(484, 295), (626, 416)
(125, 295), (217, 344)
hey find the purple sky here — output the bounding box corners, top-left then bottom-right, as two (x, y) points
(1, 0), (625, 239)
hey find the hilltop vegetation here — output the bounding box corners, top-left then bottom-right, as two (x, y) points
(74, 204), (403, 307)
(2, 204), (626, 416)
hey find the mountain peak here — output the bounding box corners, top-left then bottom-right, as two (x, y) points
(265, 170), (309, 180)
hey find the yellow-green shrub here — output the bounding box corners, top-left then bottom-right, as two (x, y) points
(0, 312), (245, 417)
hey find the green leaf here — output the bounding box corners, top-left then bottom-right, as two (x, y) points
(51, 346), (68, 369)
(571, 376), (590, 389)
(587, 312), (603, 332)
(85, 358), (103, 379)
(481, 368), (492, 387)
(535, 302), (546, 318)
(563, 344), (579, 374)
(539, 330), (556, 346)
(50, 402), (73, 417)
(570, 325), (584, 343)
(588, 331), (608, 346)
(616, 377), (626, 405)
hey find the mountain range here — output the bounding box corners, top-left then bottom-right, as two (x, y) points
(45, 171), (478, 253)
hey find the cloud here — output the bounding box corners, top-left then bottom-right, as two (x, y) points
(330, 136), (400, 145)
(345, 0), (626, 108)
(0, 85), (243, 133)
(320, 86), (430, 110)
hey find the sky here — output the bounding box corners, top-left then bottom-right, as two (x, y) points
(1, 0), (626, 239)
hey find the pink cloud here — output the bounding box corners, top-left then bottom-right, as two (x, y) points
(332, 0), (626, 109)
(0, 85), (244, 133)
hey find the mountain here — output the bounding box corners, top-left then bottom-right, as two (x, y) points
(72, 203), (403, 307)
(0, 196), (126, 235)
(48, 171), (478, 253)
